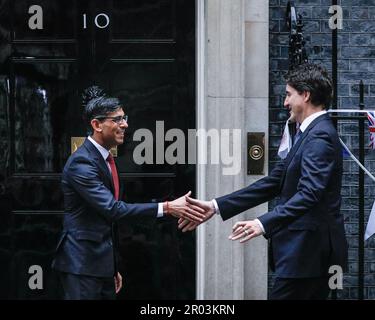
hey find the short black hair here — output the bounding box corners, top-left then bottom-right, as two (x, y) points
(82, 86), (122, 134)
(285, 63), (333, 109)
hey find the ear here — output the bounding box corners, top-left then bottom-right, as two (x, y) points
(303, 91), (311, 103)
(90, 119), (103, 133)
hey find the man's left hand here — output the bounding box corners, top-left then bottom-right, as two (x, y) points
(114, 272), (123, 294)
(229, 220), (263, 243)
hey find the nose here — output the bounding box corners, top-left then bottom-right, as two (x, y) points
(120, 121), (128, 129)
(119, 119), (128, 128)
(283, 96), (289, 108)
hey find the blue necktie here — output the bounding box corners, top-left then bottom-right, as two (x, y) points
(293, 129), (302, 146)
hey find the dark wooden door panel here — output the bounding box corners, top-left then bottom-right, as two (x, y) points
(0, 0), (195, 299)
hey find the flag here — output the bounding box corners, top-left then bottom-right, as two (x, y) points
(365, 112), (375, 240)
(342, 146), (350, 159)
(365, 200), (375, 240)
(278, 119), (293, 159)
(367, 112), (375, 149)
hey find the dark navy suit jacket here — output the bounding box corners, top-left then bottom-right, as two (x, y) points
(52, 138), (158, 277)
(216, 114), (348, 278)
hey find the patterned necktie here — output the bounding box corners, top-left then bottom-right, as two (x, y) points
(293, 129), (302, 146)
(107, 153), (119, 200)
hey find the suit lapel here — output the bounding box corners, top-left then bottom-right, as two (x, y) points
(279, 113), (331, 188)
(83, 139), (115, 192)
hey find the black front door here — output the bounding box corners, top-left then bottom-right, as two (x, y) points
(0, 0), (195, 299)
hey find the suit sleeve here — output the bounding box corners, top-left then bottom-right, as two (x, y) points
(258, 131), (336, 237)
(216, 160), (285, 221)
(65, 156), (158, 221)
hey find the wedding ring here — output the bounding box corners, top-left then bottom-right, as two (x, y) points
(244, 228), (249, 236)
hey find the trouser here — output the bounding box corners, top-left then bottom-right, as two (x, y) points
(59, 272), (116, 300)
(269, 276), (330, 300)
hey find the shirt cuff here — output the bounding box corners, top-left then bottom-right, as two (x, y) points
(157, 203), (164, 218)
(212, 199), (219, 215)
(254, 218), (265, 234)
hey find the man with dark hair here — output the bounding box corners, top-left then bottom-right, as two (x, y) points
(284, 63), (333, 110)
(179, 63), (348, 300)
(52, 86), (204, 300)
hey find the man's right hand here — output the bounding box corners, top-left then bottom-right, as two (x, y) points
(165, 191), (206, 223)
(178, 197), (216, 232)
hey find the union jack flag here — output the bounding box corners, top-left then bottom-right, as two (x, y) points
(367, 112), (375, 149)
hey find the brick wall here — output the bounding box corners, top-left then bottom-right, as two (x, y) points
(269, 0), (375, 299)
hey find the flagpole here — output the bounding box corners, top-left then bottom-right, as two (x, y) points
(328, 109), (373, 113)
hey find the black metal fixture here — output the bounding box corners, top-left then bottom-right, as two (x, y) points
(286, 1), (308, 70)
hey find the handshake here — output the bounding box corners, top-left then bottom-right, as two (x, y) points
(164, 191), (263, 243)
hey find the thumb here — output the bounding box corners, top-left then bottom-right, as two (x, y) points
(184, 190), (192, 198)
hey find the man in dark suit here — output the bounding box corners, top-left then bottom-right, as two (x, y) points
(179, 64), (348, 300)
(52, 86), (204, 300)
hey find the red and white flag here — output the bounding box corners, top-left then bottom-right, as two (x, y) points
(278, 119), (293, 159)
(367, 111), (375, 149)
(365, 112), (375, 239)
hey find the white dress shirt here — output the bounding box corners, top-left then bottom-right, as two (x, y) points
(88, 136), (163, 217)
(299, 110), (327, 133)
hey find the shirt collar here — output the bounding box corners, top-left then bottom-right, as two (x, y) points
(88, 136), (110, 161)
(299, 110), (327, 133)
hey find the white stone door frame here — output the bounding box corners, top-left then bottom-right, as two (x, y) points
(195, 0), (207, 300)
(195, 0), (269, 300)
